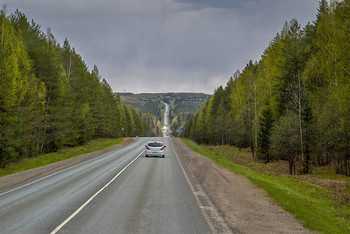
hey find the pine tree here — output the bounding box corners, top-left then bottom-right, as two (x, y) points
(257, 104), (273, 162)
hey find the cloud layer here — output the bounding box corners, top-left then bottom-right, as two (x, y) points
(4, 0), (319, 93)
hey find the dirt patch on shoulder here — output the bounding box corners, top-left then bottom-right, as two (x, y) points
(0, 138), (134, 194)
(173, 138), (309, 234)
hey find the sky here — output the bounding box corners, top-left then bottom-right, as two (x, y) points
(4, 0), (320, 94)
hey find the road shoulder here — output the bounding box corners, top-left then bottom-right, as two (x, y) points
(0, 138), (134, 194)
(173, 138), (309, 234)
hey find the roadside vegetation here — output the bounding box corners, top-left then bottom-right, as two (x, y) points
(0, 9), (149, 168)
(183, 0), (350, 177)
(182, 138), (350, 233)
(0, 138), (124, 177)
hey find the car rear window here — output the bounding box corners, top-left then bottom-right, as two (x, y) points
(148, 142), (163, 147)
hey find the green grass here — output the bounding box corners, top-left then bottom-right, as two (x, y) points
(181, 138), (350, 234)
(0, 138), (124, 177)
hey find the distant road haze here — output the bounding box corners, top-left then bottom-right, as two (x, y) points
(163, 102), (170, 138)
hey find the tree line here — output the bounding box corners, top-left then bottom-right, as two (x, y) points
(183, 0), (349, 176)
(118, 92), (209, 136)
(0, 9), (149, 167)
(166, 93), (209, 137)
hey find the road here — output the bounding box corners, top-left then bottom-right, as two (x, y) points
(0, 136), (211, 233)
(162, 102), (170, 137)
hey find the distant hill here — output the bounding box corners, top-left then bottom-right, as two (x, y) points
(117, 92), (210, 116)
(116, 92), (210, 136)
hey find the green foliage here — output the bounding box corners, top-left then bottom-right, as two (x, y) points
(270, 112), (301, 175)
(0, 10), (148, 167)
(231, 111), (250, 149)
(184, 0), (350, 177)
(0, 12), (39, 166)
(257, 104), (273, 162)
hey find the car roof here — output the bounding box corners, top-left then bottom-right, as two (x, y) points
(148, 141), (163, 144)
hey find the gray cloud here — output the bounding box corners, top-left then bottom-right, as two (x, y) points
(174, 0), (261, 10)
(4, 0), (319, 94)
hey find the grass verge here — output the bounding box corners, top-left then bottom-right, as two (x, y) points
(0, 138), (124, 177)
(181, 138), (350, 234)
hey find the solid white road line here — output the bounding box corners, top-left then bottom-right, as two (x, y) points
(50, 150), (144, 234)
(171, 139), (231, 233)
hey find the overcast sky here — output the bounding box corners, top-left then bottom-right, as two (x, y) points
(4, 0), (320, 94)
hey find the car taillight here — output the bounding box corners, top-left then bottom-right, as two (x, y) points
(146, 146), (150, 150)
(161, 146), (164, 150)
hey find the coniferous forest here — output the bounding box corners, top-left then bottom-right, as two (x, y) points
(183, 0), (350, 176)
(0, 10), (149, 167)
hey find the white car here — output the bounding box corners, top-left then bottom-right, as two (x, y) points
(145, 141), (166, 158)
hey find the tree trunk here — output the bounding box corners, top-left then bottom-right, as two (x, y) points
(289, 156), (295, 175)
(266, 152), (270, 164)
(289, 159), (293, 175)
(250, 139), (255, 158)
(1, 19), (4, 44)
(67, 54), (72, 79)
(304, 150), (310, 174)
(254, 82), (258, 154)
(298, 76), (304, 163)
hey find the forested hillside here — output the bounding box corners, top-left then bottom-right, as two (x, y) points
(183, 0), (350, 176)
(0, 10), (148, 167)
(118, 92), (210, 135)
(167, 93), (210, 136)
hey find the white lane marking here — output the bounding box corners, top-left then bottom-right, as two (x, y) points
(50, 150), (145, 234)
(0, 145), (135, 197)
(171, 139), (232, 233)
(170, 140), (216, 232)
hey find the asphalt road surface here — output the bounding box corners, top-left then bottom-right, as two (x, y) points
(162, 102), (170, 138)
(0, 137), (211, 233)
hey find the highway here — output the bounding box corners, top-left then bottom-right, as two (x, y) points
(0, 103), (211, 233)
(0, 137), (210, 233)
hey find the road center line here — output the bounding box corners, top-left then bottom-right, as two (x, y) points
(50, 150), (144, 234)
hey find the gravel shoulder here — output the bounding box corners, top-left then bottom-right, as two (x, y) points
(0, 138), (134, 194)
(173, 138), (310, 234)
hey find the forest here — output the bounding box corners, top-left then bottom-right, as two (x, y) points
(0, 9), (149, 167)
(118, 92), (209, 136)
(183, 0), (350, 176)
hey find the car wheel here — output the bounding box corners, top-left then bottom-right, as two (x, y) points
(162, 155), (165, 158)
(145, 154), (148, 157)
